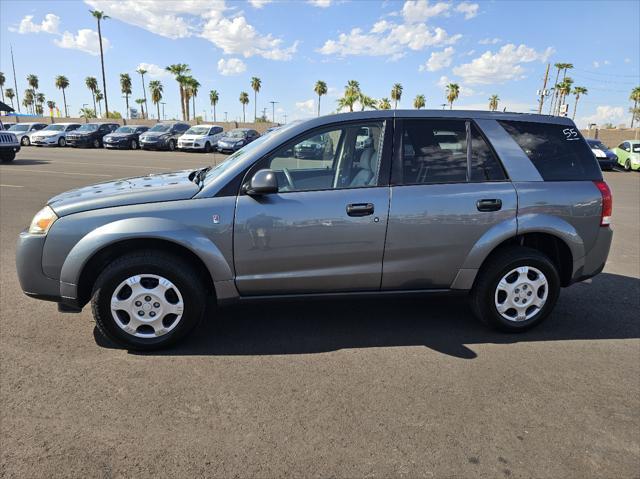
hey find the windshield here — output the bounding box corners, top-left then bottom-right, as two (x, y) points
(225, 130), (246, 139)
(204, 134), (271, 185)
(43, 124), (65, 131)
(76, 124), (99, 132)
(587, 140), (606, 149)
(114, 126), (135, 133)
(148, 124), (171, 133)
(8, 124), (29, 132)
(186, 126), (210, 135)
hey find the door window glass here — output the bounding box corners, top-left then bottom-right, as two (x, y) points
(264, 121), (385, 192)
(469, 125), (507, 181)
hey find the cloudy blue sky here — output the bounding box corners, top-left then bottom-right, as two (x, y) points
(1, 0), (638, 127)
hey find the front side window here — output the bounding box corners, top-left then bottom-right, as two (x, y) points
(633, 143), (640, 153)
(262, 121), (385, 193)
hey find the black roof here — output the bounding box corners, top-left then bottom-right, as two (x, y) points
(0, 101), (15, 113)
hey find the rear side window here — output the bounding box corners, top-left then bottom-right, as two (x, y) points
(398, 119), (506, 185)
(498, 120), (602, 181)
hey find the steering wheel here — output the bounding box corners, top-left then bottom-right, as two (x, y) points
(282, 168), (296, 190)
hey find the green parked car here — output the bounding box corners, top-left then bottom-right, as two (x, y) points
(613, 140), (640, 171)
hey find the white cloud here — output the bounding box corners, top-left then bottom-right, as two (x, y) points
(319, 23), (460, 59)
(455, 2), (479, 19)
(136, 63), (168, 78)
(84, 0), (297, 60)
(217, 57), (247, 76)
(296, 99), (315, 113)
(15, 13), (60, 34)
(579, 105), (625, 128)
(308, 0), (332, 7)
(402, 0), (450, 22)
(479, 37), (501, 45)
(54, 29), (110, 56)
(466, 49), (475, 56)
(453, 43), (554, 84)
(249, 0), (272, 7)
(420, 46), (454, 71)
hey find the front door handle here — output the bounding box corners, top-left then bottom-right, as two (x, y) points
(476, 199), (502, 212)
(346, 203), (374, 217)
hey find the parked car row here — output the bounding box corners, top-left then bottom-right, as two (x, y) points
(2, 121), (267, 154)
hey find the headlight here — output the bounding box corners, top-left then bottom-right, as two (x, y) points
(29, 205), (58, 235)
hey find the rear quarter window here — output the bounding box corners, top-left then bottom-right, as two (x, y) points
(498, 120), (602, 181)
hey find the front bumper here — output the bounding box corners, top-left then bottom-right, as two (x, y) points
(0, 144), (21, 153)
(178, 141), (207, 150)
(140, 138), (169, 150)
(217, 143), (241, 152)
(66, 137), (93, 147)
(104, 138), (131, 149)
(16, 231), (79, 308)
(31, 136), (60, 146)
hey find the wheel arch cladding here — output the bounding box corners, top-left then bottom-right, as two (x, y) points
(60, 217), (232, 304)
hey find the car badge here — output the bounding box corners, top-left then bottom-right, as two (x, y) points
(212, 214), (220, 224)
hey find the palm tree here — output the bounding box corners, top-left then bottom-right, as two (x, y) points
(446, 83), (460, 110)
(90, 9), (110, 117)
(79, 107), (95, 119)
(119, 73), (132, 119)
(186, 77), (200, 121)
(55, 75), (70, 117)
(5, 88), (15, 109)
(149, 80), (163, 121)
(135, 98), (145, 119)
(337, 92), (358, 112)
(391, 83), (403, 109)
(136, 67), (148, 118)
(23, 89), (34, 114)
(46, 100), (56, 118)
(0, 71), (5, 102)
(549, 62), (565, 114)
(95, 89), (104, 117)
(250, 77), (262, 121)
(165, 64), (190, 121)
(345, 80), (360, 96)
(27, 74), (39, 96)
(359, 93), (377, 111)
(85, 76), (98, 116)
(630, 86), (640, 128)
(572, 87), (587, 120)
(239, 91), (249, 123)
(556, 77), (573, 116)
(209, 90), (219, 122)
(314, 80), (327, 117)
(413, 94), (426, 109)
(36, 92), (45, 112)
(378, 98), (391, 110)
(488, 94), (499, 111)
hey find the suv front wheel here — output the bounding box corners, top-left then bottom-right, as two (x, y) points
(470, 247), (560, 332)
(91, 251), (206, 350)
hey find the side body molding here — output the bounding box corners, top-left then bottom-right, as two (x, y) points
(59, 217), (234, 299)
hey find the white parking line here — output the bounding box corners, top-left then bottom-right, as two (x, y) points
(0, 168), (112, 177)
(0, 184), (24, 188)
(50, 160), (175, 170)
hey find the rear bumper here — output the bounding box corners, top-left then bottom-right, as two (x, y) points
(16, 232), (80, 309)
(570, 226), (613, 284)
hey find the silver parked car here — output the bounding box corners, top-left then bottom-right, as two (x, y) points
(16, 111), (613, 350)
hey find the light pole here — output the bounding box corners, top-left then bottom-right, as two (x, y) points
(224, 111), (228, 122)
(160, 102), (166, 120)
(269, 101), (279, 124)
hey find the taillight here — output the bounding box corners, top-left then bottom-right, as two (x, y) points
(594, 180), (612, 226)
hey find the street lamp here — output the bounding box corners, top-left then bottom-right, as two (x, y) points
(160, 102), (166, 120)
(269, 101), (279, 123)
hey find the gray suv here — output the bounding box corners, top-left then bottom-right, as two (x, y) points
(16, 111), (613, 350)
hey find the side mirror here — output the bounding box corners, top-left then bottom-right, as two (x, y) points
(246, 169), (278, 195)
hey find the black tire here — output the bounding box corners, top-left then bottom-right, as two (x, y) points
(1, 151), (16, 163)
(21, 136), (30, 146)
(470, 246), (560, 332)
(58, 137), (66, 147)
(93, 138), (101, 148)
(624, 159), (631, 171)
(91, 251), (207, 350)
(130, 139), (138, 150)
(168, 139), (176, 151)
(204, 141), (212, 153)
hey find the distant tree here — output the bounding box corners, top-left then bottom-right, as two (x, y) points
(165, 63), (190, 121)
(149, 80), (163, 121)
(345, 80), (360, 96)
(314, 80), (327, 117)
(391, 83), (403, 109)
(239, 91), (249, 123)
(135, 98), (145, 119)
(55, 75), (70, 117)
(359, 93), (377, 111)
(0, 71), (5, 102)
(23, 89), (34, 114)
(5, 87), (15, 109)
(120, 73), (132, 118)
(572, 86), (587, 120)
(79, 107), (95, 119)
(90, 9), (110, 116)
(185, 77), (200, 122)
(337, 92), (358, 112)
(95, 89), (104, 117)
(413, 94), (426, 109)
(136, 67), (148, 118)
(630, 86), (640, 128)
(446, 83), (460, 110)
(489, 94), (499, 111)
(378, 98), (391, 110)
(251, 77), (262, 121)
(209, 90), (219, 122)
(46, 100), (56, 118)
(556, 77), (573, 116)
(85, 76), (98, 116)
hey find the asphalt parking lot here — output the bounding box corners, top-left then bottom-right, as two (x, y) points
(1, 146), (639, 478)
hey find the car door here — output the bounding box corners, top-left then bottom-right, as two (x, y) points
(382, 118), (517, 290)
(233, 120), (392, 295)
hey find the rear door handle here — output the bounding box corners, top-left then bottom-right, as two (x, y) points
(476, 199), (502, 212)
(346, 203), (374, 217)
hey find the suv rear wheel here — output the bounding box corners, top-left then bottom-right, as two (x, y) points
(470, 246), (560, 332)
(91, 251), (206, 350)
